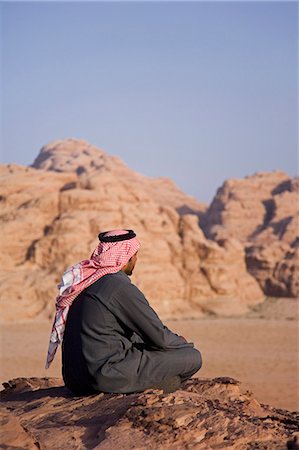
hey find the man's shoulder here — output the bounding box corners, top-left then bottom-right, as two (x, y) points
(89, 270), (131, 295)
(106, 271), (131, 285)
(86, 270), (147, 309)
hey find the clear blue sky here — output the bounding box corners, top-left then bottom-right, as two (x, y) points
(1, 1), (297, 203)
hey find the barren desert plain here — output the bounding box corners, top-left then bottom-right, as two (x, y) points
(1, 297), (298, 412)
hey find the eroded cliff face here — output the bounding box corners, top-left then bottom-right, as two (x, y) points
(201, 172), (298, 298)
(0, 139), (266, 322)
(1, 377), (298, 450)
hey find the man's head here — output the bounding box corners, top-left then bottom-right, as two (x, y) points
(96, 229), (140, 276)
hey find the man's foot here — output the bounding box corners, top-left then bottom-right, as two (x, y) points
(150, 376), (181, 393)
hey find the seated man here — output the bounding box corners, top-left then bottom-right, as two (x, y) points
(46, 229), (202, 394)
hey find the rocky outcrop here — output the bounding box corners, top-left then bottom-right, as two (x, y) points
(0, 139), (264, 322)
(246, 241), (298, 298)
(1, 377), (298, 449)
(201, 172), (298, 297)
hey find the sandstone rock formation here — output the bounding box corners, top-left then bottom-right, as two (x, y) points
(0, 139), (264, 322)
(201, 172), (298, 298)
(1, 376), (298, 449)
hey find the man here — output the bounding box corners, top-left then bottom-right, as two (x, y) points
(46, 229), (202, 394)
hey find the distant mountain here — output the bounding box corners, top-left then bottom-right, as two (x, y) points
(0, 138), (296, 323)
(31, 139), (207, 216)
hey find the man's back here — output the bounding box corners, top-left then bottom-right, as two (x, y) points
(62, 271), (138, 393)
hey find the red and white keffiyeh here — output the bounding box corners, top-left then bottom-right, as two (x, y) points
(45, 229), (140, 369)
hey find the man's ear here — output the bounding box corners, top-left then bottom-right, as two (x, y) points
(129, 252), (137, 262)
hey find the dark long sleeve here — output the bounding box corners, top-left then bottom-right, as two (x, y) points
(109, 281), (194, 350)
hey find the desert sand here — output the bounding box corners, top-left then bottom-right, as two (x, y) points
(1, 298), (298, 412)
(1, 296), (298, 449)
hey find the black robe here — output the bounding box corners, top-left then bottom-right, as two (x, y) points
(62, 270), (202, 394)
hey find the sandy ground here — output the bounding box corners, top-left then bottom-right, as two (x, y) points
(1, 298), (298, 411)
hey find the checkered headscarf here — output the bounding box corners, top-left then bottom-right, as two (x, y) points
(45, 229), (140, 368)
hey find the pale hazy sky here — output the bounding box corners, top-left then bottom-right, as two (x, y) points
(1, 1), (298, 203)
